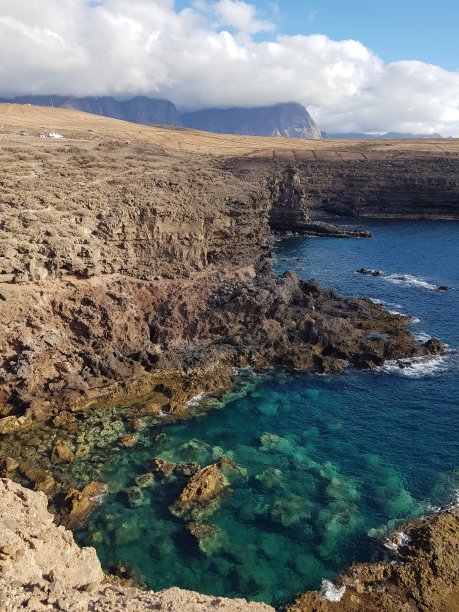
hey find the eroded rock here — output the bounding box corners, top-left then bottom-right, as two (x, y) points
(170, 463), (229, 520)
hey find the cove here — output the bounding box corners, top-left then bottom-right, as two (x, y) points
(76, 219), (459, 608)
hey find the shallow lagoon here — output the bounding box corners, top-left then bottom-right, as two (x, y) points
(77, 219), (459, 607)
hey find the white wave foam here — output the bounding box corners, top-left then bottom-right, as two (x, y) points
(413, 331), (432, 343)
(409, 317), (421, 324)
(321, 580), (346, 602)
(186, 392), (207, 407)
(369, 298), (402, 308)
(381, 355), (448, 378)
(384, 273), (438, 291)
(383, 531), (411, 552)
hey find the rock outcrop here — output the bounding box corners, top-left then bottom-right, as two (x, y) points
(224, 155), (459, 231)
(182, 103), (322, 139)
(0, 478), (273, 611)
(287, 505), (459, 612)
(170, 463), (229, 520)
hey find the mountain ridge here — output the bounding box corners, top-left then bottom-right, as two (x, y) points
(1, 95), (321, 139)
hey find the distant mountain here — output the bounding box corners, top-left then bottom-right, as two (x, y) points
(2, 95), (181, 126)
(327, 131), (443, 139)
(182, 103), (322, 139)
(2, 96), (322, 139)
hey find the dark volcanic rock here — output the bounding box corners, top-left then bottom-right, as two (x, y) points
(358, 268), (383, 276)
(182, 103), (322, 139)
(224, 157), (459, 228)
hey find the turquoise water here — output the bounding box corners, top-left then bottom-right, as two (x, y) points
(77, 219), (459, 608)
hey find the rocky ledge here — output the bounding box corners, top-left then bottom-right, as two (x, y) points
(275, 221), (372, 238)
(0, 264), (443, 432)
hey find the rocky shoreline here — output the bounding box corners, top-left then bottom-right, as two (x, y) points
(1, 108), (457, 610)
(1, 478), (458, 611)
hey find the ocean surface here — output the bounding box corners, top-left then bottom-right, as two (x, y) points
(77, 219), (459, 607)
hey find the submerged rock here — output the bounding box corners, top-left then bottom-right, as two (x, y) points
(186, 521), (228, 555)
(170, 463), (229, 520)
(51, 443), (75, 464)
(134, 472), (155, 488)
(255, 467), (283, 490)
(268, 496), (311, 527)
(0, 457), (19, 477)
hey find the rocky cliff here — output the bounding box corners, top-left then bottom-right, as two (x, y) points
(182, 103), (322, 139)
(0, 112), (442, 431)
(224, 154), (459, 230)
(0, 106), (455, 610)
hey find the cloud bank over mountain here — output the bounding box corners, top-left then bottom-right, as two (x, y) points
(1, 0), (459, 135)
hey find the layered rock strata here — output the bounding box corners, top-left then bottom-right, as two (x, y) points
(224, 156), (459, 231)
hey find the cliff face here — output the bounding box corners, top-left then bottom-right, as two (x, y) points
(224, 156), (459, 230)
(0, 141), (269, 284)
(0, 125), (441, 429)
(182, 103), (322, 139)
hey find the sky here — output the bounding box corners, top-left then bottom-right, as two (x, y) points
(1, 0), (459, 135)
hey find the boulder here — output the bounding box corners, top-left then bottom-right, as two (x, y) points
(50, 443), (74, 464)
(170, 463), (229, 520)
(61, 482), (107, 527)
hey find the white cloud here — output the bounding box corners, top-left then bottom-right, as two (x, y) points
(0, 0), (458, 135)
(214, 0), (275, 36)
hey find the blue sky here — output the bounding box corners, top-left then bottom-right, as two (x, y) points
(176, 0), (459, 70)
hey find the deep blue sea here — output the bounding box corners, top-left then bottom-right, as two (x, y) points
(78, 219), (459, 608)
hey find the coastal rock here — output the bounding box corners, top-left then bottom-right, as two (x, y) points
(0, 478), (103, 588)
(357, 268), (383, 276)
(0, 457), (19, 477)
(151, 458), (176, 478)
(50, 443), (74, 464)
(170, 463), (229, 520)
(287, 506), (459, 612)
(61, 482), (108, 528)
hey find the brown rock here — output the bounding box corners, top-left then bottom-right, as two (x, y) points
(170, 463), (229, 520)
(34, 473), (55, 495)
(151, 458), (176, 478)
(61, 482), (107, 527)
(119, 434), (137, 448)
(51, 444), (74, 464)
(0, 457), (19, 477)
